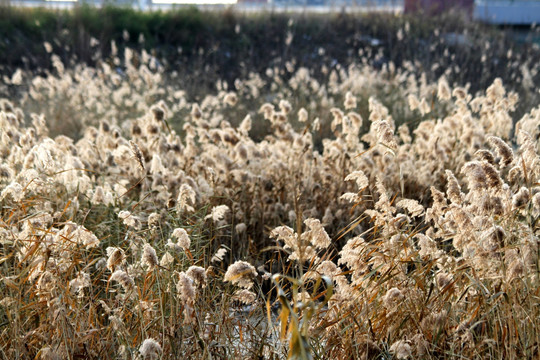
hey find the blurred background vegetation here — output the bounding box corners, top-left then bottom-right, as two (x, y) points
(1, 5), (539, 93)
(1, 5), (539, 141)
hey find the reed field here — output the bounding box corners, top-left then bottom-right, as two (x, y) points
(0, 6), (539, 360)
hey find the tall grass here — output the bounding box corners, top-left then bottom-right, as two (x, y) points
(1, 13), (539, 359)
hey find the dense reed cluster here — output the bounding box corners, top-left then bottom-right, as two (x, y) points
(0, 39), (539, 359)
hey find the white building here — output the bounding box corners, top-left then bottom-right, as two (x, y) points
(474, 0), (540, 25)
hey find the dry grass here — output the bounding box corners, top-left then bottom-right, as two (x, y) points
(0, 35), (539, 359)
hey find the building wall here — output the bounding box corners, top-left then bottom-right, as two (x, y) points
(404, 0), (474, 15)
(474, 0), (540, 25)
